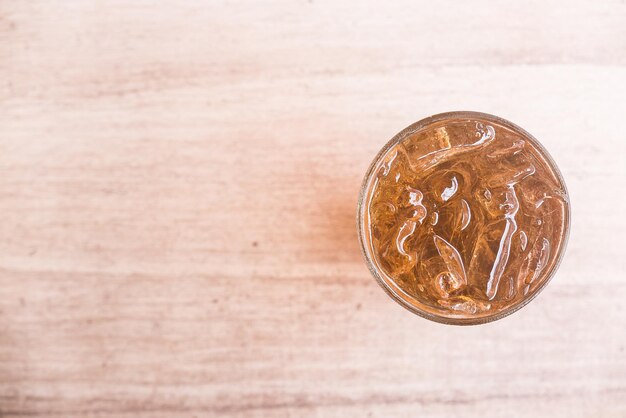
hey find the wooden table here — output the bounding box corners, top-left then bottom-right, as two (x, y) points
(1, 1), (625, 416)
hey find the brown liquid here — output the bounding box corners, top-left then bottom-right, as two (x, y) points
(363, 116), (569, 320)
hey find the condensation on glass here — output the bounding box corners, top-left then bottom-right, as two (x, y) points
(357, 112), (570, 325)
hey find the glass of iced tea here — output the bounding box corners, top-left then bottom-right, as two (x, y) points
(357, 111), (570, 325)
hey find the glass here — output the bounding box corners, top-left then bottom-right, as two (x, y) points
(357, 111), (570, 325)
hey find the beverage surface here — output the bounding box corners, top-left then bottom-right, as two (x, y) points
(363, 116), (569, 320)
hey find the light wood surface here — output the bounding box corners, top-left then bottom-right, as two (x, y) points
(1, 1), (625, 417)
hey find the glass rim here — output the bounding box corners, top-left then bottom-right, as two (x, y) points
(356, 111), (571, 326)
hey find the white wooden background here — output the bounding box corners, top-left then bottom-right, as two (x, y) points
(0, 1), (625, 417)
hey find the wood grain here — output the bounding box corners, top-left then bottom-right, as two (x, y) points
(0, 1), (625, 416)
